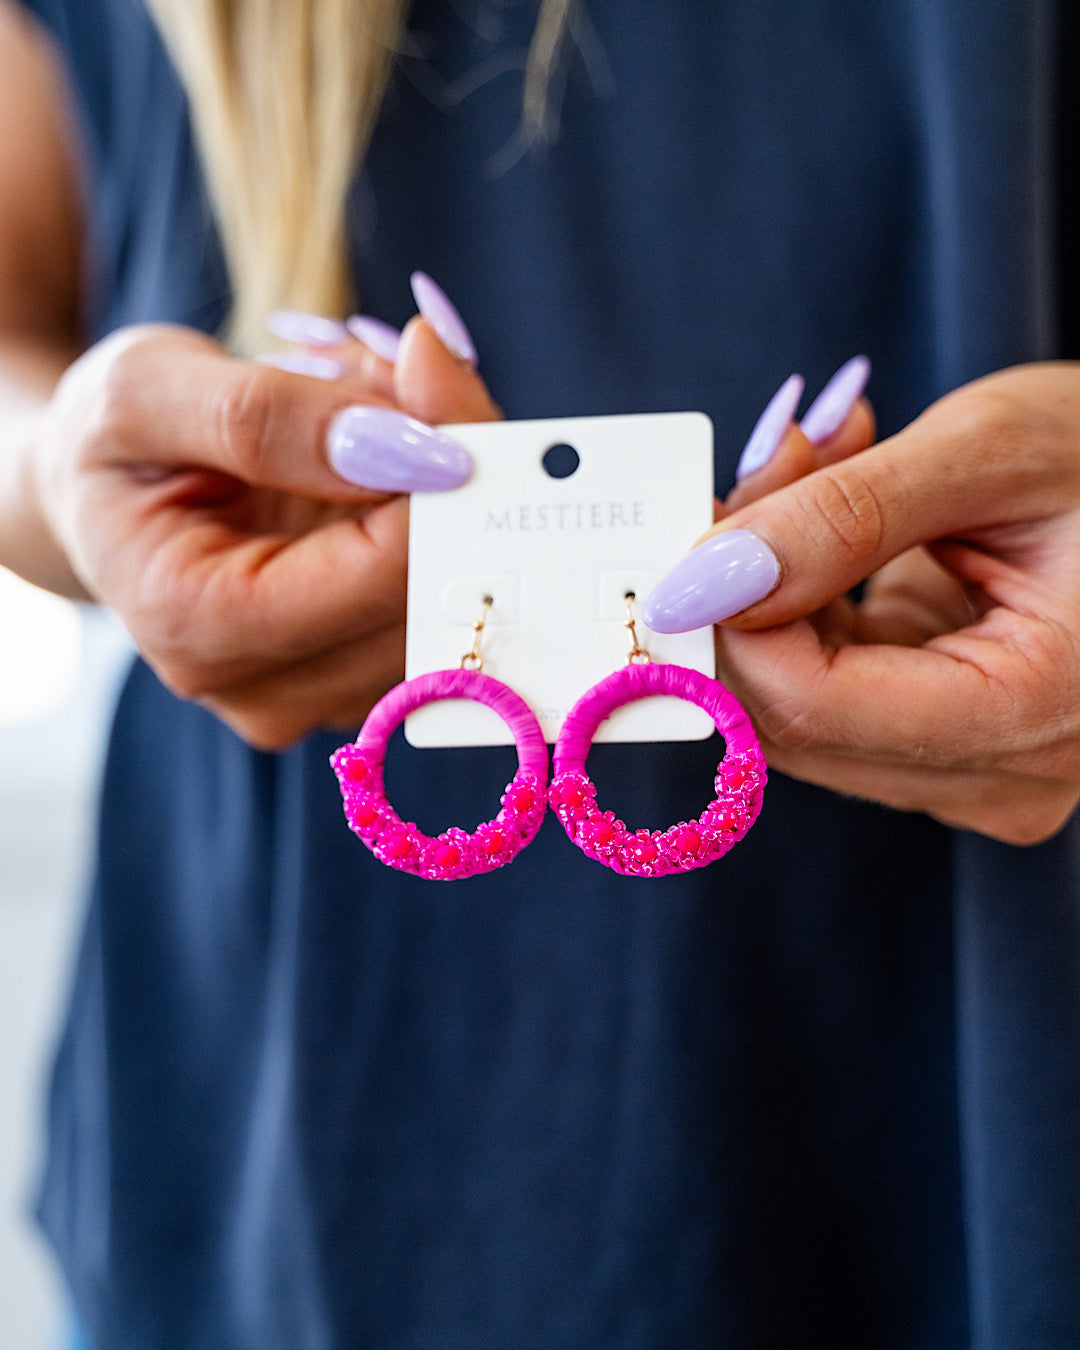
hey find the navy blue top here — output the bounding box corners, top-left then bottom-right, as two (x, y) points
(22, 1), (1080, 1345)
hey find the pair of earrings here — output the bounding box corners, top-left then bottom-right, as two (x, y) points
(330, 596), (766, 881)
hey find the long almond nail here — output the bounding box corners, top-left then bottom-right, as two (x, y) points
(346, 315), (402, 363)
(642, 530), (781, 632)
(267, 310), (349, 347)
(410, 272), (477, 365)
(800, 356), (871, 444)
(327, 406), (472, 493)
(735, 374), (804, 481)
(255, 352), (342, 381)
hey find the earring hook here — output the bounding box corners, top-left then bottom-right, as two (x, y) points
(623, 592), (651, 665)
(460, 594), (494, 671)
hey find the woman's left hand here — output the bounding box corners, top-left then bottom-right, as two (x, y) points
(648, 363), (1080, 845)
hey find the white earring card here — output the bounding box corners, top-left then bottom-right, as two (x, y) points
(405, 411), (716, 747)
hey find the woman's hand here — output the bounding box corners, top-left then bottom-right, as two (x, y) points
(1, 1), (503, 750)
(30, 316), (500, 749)
(645, 363), (1080, 845)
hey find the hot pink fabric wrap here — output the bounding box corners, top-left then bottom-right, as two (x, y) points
(550, 663), (766, 877)
(331, 668), (549, 880)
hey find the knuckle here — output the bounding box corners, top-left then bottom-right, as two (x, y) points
(941, 384), (1051, 469)
(214, 366), (277, 480)
(980, 791), (1078, 847)
(68, 326), (196, 460)
(1000, 819), (1056, 847)
(797, 467), (889, 565)
(215, 708), (306, 753)
(135, 620), (222, 700)
(989, 618), (1080, 752)
(754, 693), (819, 752)
(89, 344), (151, 452)
(44, 326), (208, 482)
(954, 390), (1020, 451)
(92, 327), (173, 420)
(156, 661), (217, 702)
(126, 577), (230, 699)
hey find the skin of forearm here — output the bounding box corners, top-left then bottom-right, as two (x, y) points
(0, 4), (93, 599)
(0, 334), (91, 599)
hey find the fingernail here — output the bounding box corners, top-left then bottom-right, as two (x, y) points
(346, 314), (402, 363)
(267, 310), (349, 347)
(410, 271), (477, 365)
(735, 374), (804, 481)
(255, 352), (342, 381)
(327, 406), (472, 492)
(642, 530), (781, 632)
(800, 355), (871, 444)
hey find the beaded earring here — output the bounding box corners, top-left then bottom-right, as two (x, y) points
(331, 597), (549, 880)
(549, 594), (766, 877)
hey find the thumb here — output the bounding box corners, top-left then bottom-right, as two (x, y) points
(75, 324), (476, 502)
(642, 402), (1044, 633)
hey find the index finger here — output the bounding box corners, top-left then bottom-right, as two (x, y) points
(116, 495), (411, 691)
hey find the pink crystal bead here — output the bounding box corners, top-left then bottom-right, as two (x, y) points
(675, 828), (701, 855)
(384, 833), (417, 862)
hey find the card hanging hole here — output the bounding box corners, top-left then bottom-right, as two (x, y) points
(541, 443), (580, 479)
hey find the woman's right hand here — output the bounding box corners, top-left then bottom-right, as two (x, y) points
(1, 2), (502, 748)
(29, 317), (500, 748)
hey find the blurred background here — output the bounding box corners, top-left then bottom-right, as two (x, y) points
(0, 567), (131, 1349)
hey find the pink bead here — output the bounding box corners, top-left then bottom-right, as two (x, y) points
(385, 834), (415, 860)
(433, 842), (461, 870)
(631, 836), (658, 865)
(352, 798), (379, 828)
(721, 760), (750, 789)
(588, 818), (614, 846)
(709, 804), (741, 831)
(675, 828), (701, 855)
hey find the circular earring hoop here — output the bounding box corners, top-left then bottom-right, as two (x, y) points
(331, 668), (549, 880)
(550, 663), (766, 877)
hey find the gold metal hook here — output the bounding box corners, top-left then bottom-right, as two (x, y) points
(460, 594), (494, 671)
(623, 591), (651, 665)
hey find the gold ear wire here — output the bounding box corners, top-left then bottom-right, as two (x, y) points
(623, 592), (651, 665)
(460, 595), (495, 671)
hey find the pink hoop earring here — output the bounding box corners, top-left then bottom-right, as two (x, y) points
(549, 597), (766, 877)
(331, 599), (548, 880)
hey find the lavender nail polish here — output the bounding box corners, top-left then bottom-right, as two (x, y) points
(410, 271), (478, 366)
(267, 310), (349, 347)
(255, 352), (342, 381)
(327, 406), (472, 493)
(800, 355), (871, 444)
(642, 530), (781, 633)
(346, 315), (402, 363)
(735, 374), (805, 481)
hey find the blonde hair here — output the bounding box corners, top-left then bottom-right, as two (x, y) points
(145, 0), (578, 354)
